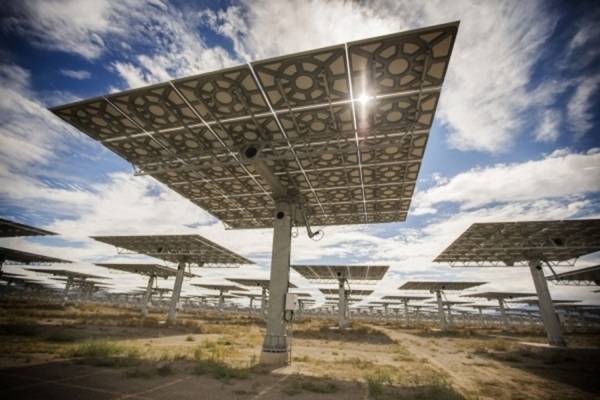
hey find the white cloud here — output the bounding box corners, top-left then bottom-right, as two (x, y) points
(534, 109), (561, 142)
(568, 12), (600, 52)
(60, 68), (91, 80)
(415, 149), (600, 211)
(567, 74), (600, 137)
(202, 0), (566, 154)
(9, 0), (580, 152)
(0, 63), (84, 170)
(7, 0), (134, 59)
(8, 0), (237, 88)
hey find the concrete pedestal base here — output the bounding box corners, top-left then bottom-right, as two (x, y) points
(260, 350), (288, 365)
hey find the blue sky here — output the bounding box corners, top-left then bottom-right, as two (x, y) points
(1, 0), (599, 307)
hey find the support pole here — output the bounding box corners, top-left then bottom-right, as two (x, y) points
(415, 307), (421, 326)
(218, 289), (225, 310)
(249, 297), (254, 314)
(261, 201), (294, 365)
(338, 278), (347, 329)
(498, 299), (510, 330)
(479, 307), (485, 327)
(528, 260), (566, 347)
(62, 277), (73, 306)
(436, 290), (447, 331)
(447, 304), (453, 325)
(403, 300), (410, 327)
(167, 261), (186, 324)
(142, 275), (155, 318)
(261, 287), (267, 317)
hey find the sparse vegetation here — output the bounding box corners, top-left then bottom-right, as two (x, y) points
(193, 358), (250, 380)
(365, 367), (394, 400)
(65, 340), (141, 367)
(0, 299), (598, 400)
(282, 376), (339, 396)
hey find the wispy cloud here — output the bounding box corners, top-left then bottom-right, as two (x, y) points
(414, 148), (600, 211)
(567, 74), (600, 137)
(60, 68), (91, 80)
(534, 110), (561, 142)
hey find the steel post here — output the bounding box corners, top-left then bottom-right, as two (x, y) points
(261, 287), (267, 317)
(260, 201), (294, 365)
(436, 290), (447, 331)
(529, 260), (566, 347)
(498, 299), (510, 330)
(62, 277), (73, 306)
(142, 275), (155, 318)
(167, 261), (186, 324)
(338, 278), (347, 329)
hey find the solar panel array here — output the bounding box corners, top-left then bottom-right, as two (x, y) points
(426, 300), (471, 306)
(547, 265), (600, 286)
(509, 299), (579, 306)
(399, 281), (485, 291)
(292, 264), (389, 281)
(1, 247), (71, 265)
(191, 283), (246, 292)
(319, 288), (373, 296)
(27, 268), (104, 280)
(227, 277), (297, 288)
(435, 220), (600, 267)
(0, 218), (56, 237)
(51, 23), (458, 228)
(95, 263), (195, 278)
(92, 234), (252, 266)
(382, 295), (431, 301)
(461, 291), (536, 300)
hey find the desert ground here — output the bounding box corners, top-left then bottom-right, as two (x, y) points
(1, 301), (599, 400)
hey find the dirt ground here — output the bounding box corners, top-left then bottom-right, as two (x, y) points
(0, 300), (599, 400)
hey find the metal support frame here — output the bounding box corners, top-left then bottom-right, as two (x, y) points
(446, 304), (453, 325)
(498, 299), (510, 330)
(261, 286), (267, 317)
(435, 290), (448, 331)
(260, 200), (295, 365)
(529, 260), (566, 347)
(142, 275), (155, 317)
(218, 289), (225, 310)
(403, 299), (410, 326)
(478, 308), (485, 326)
(338, 278), (348, 329)
(62, 276), (73, 306)
(167, 262), (186, 324)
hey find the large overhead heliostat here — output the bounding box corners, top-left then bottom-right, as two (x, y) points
(53, 22), (458, 364)
(547, 265), (600, 286)
(0, 218), (56, 238)
(435, 219), (600, 347)
(93, 234), (252, 323)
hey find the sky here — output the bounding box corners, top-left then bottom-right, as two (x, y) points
(0, 0), (599, 310)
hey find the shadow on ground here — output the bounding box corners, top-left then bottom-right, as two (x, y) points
(0, 358), (465, 400)
(477, 345), (600, 396)
(293, 323), (395, 344)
